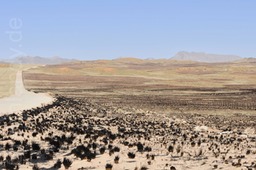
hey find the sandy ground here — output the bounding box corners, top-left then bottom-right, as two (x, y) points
(0, 96), (255, 170)
(0, 71), (54, 115)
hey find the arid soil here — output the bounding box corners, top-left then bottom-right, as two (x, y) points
(0, 60), (256, 169)
(23, 60), (256, 112)
(0, 96), (256, 170)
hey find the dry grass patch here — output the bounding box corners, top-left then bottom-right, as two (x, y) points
(0, 64), (37, 98)
(0, 64), (16, 98)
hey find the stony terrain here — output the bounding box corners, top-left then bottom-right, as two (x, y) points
(0, 96), (256, 170)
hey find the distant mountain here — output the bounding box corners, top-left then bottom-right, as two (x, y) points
(2, 56), (76, 65)
(172, 51), (242, 63)
(234, 57), (256, 63)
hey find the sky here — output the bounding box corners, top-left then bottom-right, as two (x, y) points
(0, 0), (256, 60)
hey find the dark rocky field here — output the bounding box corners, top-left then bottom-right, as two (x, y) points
(0, 95), (256, 170)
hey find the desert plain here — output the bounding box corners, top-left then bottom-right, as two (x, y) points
(0, 58), (256, 170)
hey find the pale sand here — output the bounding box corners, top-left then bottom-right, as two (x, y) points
(0, 71), (54, 115)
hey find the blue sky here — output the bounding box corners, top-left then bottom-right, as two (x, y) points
(1, 0), (256, 60)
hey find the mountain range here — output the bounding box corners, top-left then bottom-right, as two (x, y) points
(0, 51), (251, 65)
(1, 56), (76, 65)
(172, 51), (242, 63)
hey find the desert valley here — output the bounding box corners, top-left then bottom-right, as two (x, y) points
(0, 53), (256, 170)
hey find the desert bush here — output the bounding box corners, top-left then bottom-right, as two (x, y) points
(99, 146), (106, 154)
(5, 143), (11, 151)
(53, 159), (62, 169)
(170, 166), (176, 170)
(105, 163), (113, 170)
(63, 158), (72, 169)
(137, 142), (144, 152)
(32, 165), (40, 170)
(32, 143), (40, 151)
(140, 166), (148, 170)
(168, 145), (174, 152)
(128, 152), (136, 159)
(114, 156), (119, 164)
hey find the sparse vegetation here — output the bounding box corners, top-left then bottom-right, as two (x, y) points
(0, 59), (256, 170)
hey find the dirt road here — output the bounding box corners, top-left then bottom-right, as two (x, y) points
(0, 71), (54, 114)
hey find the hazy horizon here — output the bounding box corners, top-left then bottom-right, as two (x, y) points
(0, 51), (248, 62)
(1, 1), (256, 60)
